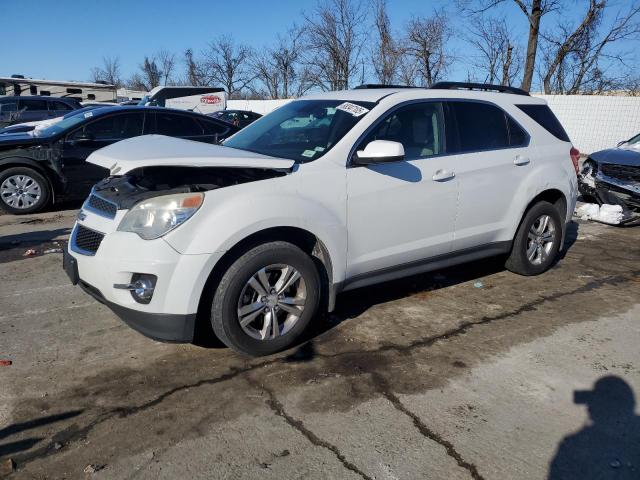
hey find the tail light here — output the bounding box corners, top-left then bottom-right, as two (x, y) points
(570, 147), (580, 174)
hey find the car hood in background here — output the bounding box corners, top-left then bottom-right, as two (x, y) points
(87, 135), (295, 175)
(0, 133), (48, 148)
(590, 147), (640, 167)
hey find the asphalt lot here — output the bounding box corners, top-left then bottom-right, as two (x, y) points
(0, 206), (639, 479)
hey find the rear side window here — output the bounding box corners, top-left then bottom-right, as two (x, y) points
(516, 104), (570, 142)
(448, 101), (510, 152)
(156, 113), (204, 137)
(51, 101), (73, 111)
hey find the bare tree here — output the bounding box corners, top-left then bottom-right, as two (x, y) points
(371, 0), (403, 84)
(251, 27), (305, 98)
(201, 35), (254, 98)
(458, 0), (559, 91)
(467, 16), (522, 85)
(156, 49), (176, 86)
(541, 1), (640, 94)
(90, 56), (122, 87)
(404, 11), (453, 87)
(184, 48), (208, 86)
(301, 0), (367, 90)
(127, 56), (162, 91)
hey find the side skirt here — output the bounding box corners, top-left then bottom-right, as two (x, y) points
(339, 241), (512, 293)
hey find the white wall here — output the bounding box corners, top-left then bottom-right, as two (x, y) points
(535, 94), (640, 154)
(229, 95), (640, 155)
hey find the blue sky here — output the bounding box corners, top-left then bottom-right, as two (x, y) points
(2, 0), (637, 88)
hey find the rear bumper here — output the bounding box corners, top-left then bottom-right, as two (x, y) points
(64, 248), (196, 342)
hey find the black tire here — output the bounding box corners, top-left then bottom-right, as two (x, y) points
(505, 201), (563, 276)
(211, 241), (321, 356)
(0, 167), (51, 215)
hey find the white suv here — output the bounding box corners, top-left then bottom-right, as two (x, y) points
(64, 82), (578, 356)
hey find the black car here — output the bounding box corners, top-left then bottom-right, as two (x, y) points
(0, 106), (238, 214)
(208, 109), (262, 128)
(0, 96), (83, 128)
(579, 132), (640, 222)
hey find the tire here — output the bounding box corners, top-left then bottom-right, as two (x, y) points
(505, 201), (563, 276)
(211, 241), (321, 356)
(0, 167), (51, 214)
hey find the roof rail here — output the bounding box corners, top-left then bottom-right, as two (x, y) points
(430, 81), (530, 96)
(354, 83), (421, 90)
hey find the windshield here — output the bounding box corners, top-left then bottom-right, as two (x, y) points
(34, 111), (91, 137)
(223, 99), (375, 162)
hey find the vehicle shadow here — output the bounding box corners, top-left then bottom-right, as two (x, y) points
(548, 376), (640, 479)
(0, 227), (71, 263)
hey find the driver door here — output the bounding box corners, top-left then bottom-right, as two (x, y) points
(63, 112), (145, 197)
(345, 101), (458, 282)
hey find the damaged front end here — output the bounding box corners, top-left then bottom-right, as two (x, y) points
(86, 165), (288, 215)
(578, 159), (640, 223)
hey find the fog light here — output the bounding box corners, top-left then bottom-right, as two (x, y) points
(113, 274), (157, 304)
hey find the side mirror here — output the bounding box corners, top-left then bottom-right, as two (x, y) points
(353, 140), (405, 166)
(72, 132), (95, 144)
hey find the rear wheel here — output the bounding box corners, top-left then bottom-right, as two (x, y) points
(211, 241), (320, 356)
(506, 201), (562, 276)
(0, 167), (51, 214)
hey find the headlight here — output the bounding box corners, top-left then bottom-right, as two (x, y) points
(117, 193), (204, 240)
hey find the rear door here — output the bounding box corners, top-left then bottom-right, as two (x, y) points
(446, 100), (531, 251)
(62, 112), (145, 196)
(49, 100), (74, 119)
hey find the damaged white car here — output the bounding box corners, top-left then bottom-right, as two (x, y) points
(64, 82), (578, 356)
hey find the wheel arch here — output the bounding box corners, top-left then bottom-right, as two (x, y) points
(193, 226), (337, 343)
(0, 157), (58, 204)
(519, 188), (568, 246)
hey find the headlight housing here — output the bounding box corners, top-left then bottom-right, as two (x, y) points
(117, 192), (204, 240)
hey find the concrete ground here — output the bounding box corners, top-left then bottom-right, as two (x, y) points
(0, 207), (639, 480)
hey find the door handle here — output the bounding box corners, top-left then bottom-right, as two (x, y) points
(514, 155), (530, 166)
(432, 169), (455, 181)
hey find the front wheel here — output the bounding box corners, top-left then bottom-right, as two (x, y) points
(0, 167), (51, 214)
(211, 241), (321, 356)
(506, 201), (563, 276)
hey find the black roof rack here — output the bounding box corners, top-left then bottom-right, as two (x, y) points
(354, 84), (421, 89)
(430, 81), (530, 96)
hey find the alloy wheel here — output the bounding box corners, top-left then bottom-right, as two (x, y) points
(1, 174), (42, 209)
(236, 264), (307, 341)
(526, 214), (556, 265)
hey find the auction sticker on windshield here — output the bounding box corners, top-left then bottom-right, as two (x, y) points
(336, 102), (369, 117)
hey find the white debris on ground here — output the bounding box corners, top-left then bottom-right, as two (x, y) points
(575, 203), (624, 225)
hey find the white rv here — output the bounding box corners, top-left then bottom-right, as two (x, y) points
(138, 86), (227, 113)
(0, 75), (117, 102)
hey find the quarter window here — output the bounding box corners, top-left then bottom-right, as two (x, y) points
(361, 102), (446, 161)
(51, 101), (73, 111)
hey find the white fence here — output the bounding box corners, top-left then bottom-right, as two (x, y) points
(535, 95), (640, 154)
(230, 94), (640, 154)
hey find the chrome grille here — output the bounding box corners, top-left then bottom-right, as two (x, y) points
(86, 193), (117, 219)
(72, 225), (104, 255)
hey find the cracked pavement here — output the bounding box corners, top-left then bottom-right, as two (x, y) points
(0, 208), (639, 479)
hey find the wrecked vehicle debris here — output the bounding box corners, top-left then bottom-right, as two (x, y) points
(578, 133), (640, 223)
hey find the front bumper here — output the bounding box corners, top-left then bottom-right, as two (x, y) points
(64, 220), (223, 343)
(64, 246), (197, 342)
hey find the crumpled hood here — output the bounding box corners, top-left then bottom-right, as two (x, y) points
(87, 134), (295, 175)
(590, 147), (640, 167)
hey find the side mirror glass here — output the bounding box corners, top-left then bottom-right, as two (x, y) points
(354, 140), (405, 166)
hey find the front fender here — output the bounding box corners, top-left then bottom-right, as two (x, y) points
(164, 182), (347, 284)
